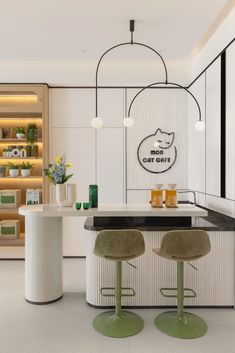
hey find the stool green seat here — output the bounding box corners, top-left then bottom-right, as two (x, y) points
(153, 230), (211, 339)
(93, 229), (145, 338)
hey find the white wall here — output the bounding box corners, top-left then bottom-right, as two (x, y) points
(205, 57), (221, 197)
(192, 6), (235, 80)
(226, 42), (235, 201)
(188, 73), (206, 199)
(189, 26), (235, 217)
(0, 59), (190, 87)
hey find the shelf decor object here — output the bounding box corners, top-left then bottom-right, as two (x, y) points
(26, 189), (42, 205)
(20, 162), (34, 177)
(0, 220), (20, 240)
(14, 126), (26, 139)
(92, 20), (204, 131)
(6, 162), (20, 177)
(26, 123), (39, 157)
(0, 190), (21, 208)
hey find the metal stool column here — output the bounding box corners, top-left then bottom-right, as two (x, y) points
(115, 261), (122, 318)
(177, 261), (184, 320)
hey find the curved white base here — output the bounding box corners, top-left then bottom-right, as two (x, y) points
(25, 215), (63, 304)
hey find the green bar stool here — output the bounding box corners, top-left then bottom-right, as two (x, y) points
(153, 230), (211, 339)
(93, 229), (145, 338)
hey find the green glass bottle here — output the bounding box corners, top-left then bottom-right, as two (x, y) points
(89, 185), (98, 208)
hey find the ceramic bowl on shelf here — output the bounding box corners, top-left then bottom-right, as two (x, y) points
(16, 133), (25, 139)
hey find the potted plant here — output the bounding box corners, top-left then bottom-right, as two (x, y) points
(26, 123), (38, 157)
(26, 123), (38, 144)
(14, 127), (26, 139)
(20, 162), (34, 177)
(5, 162), (19, 177)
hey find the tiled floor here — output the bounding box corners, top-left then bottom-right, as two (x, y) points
(0, 258), (235, 353)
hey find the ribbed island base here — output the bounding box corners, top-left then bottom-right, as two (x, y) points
(85, 228), (234, 307)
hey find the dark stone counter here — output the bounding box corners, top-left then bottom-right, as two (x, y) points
(84, 206), (235, 232)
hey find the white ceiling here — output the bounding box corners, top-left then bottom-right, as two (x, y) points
(0, 0), (231, 62)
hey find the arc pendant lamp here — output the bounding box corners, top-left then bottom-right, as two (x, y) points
(91, 20), (204, 131)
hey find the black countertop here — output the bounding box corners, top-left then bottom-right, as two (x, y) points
(84, 206), (235, 232)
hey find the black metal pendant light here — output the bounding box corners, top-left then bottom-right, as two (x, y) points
(91, 20), (204, 131)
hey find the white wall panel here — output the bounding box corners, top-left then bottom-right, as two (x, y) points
(226, 43), (235, 201)
(127, 190), (150, 204)
(51, 89), (94, 127)
(206, 57), (221, 197)
(51, 128), (95, 256)
(51, 88), (124, 128)
(188, 73), (206, 193)
(97, 128), (124, 203)
(126, 88), (188, 190)
(98, 89), (124, 127)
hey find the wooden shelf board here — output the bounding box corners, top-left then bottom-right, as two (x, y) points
(0, 234), (25, 247)
(0, 138), (42, 142)
(0, 157), (42, 159)
(0, 176), (42, 179)
(0, 207), (20, 213)
(0, 113), (42, 119)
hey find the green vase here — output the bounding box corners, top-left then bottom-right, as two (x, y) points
(25, 145), (31, 157)
(31, 145), (38, 158)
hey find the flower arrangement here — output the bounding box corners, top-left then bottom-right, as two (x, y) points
(43, 156), (73, 184)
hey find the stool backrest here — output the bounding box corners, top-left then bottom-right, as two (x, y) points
(94, 229), (145, 260)
(159, 230), (211, 261)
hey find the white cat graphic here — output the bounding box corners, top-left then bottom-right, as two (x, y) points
(137, 128), (177, 174)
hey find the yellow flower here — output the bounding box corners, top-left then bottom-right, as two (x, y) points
(66, 162), (72, 168)
(55, 156), (62, 164)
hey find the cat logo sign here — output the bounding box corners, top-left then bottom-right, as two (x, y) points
(137, 128), (177, 174)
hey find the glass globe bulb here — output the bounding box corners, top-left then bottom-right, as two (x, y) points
(123, 117), (134, 127)
(90, 117), (103, 129)
(154, 141), (160, 147)
(195, 120), (205, 131)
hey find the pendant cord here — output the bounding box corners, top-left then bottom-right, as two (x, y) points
(95, 19), (168, 118)
(130, 19), (135, 44)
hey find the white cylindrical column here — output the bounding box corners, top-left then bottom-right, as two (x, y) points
(25, 215), (63, 304)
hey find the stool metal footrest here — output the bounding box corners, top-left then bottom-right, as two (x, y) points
(160, 287), (197, 298)
(100, 287), (135, 297)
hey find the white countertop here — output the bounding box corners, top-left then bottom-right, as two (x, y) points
(19, 203), (208, 217)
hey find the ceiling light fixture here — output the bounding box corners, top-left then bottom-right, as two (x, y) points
(93, 20), (204, 131)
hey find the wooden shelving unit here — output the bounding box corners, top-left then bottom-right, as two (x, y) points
(0, 84), (49, 248)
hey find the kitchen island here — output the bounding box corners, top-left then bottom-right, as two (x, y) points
(19, 204), (235, 307)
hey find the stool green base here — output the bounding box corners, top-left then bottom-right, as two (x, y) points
(155, 311), (208, 339)
(93, 310), (144, 338)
